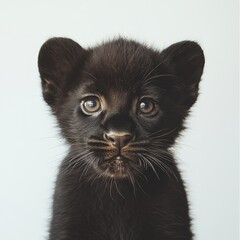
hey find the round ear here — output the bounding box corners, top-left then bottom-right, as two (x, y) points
(160, 41), (205, 108)
(38, 37), (88, 108)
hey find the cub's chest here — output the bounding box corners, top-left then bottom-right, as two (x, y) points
(81, 198), (143, 240)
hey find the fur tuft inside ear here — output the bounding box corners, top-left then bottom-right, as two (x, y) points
(38, 37), (87, 107)
(161, 41), (205, 108)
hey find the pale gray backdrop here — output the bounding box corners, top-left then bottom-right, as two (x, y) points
(0, 0), (239, 239)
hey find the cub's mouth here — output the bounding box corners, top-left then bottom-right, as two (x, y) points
(88, 136), (147, 178)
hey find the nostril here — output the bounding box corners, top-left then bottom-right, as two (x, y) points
(121, 134), (133, 146)
(103, 132), (115, 143)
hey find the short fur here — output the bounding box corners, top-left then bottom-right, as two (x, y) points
(38, 37), (204, 240)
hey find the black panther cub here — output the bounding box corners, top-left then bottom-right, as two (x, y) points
(38, 37), (204, 240)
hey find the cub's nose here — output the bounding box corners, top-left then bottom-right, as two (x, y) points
(104, 132), (134, 148)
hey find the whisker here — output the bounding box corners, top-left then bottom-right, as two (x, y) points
(127, 140), (149, 147)
(83, 70), (98, 81)
(68, 151), (94, 175)
(143, 74), (177, 87)
(127, 170), (136, 196)
(135, 178), (150, 197)
(148, 127), (177, 138)
(114, 179), (124, 199)
(138, 154), (160, 180)
(145, 152), (178, 182)
(131, 164), (148, 181)
(143, 60), (167, 82)
(109, 177), (114, 200)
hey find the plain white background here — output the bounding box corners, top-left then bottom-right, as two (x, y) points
(0, 0), (238, 239)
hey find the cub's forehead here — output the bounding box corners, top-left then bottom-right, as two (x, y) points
(78, 74), (138, 101)
(83, 39), (155, 89)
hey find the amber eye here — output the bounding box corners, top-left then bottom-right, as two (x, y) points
(138, 98), (155, 114)
(80, 96), (101, 115)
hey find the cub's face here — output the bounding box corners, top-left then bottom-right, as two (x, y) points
(38, 37), (204, 179)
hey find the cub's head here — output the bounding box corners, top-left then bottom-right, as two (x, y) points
(38, 37), (204, 180)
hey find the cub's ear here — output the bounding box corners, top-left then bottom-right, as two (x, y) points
(38, 37), (87, 107)
(161, 41), (205, 108)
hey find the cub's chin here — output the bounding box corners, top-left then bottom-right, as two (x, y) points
(96, 155), (141, 179)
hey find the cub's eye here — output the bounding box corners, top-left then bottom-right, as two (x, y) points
(138, 98), (155, 114)
(80, 96), (101, 115)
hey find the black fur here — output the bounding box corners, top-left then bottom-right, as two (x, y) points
(38, 37), (204, 240)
